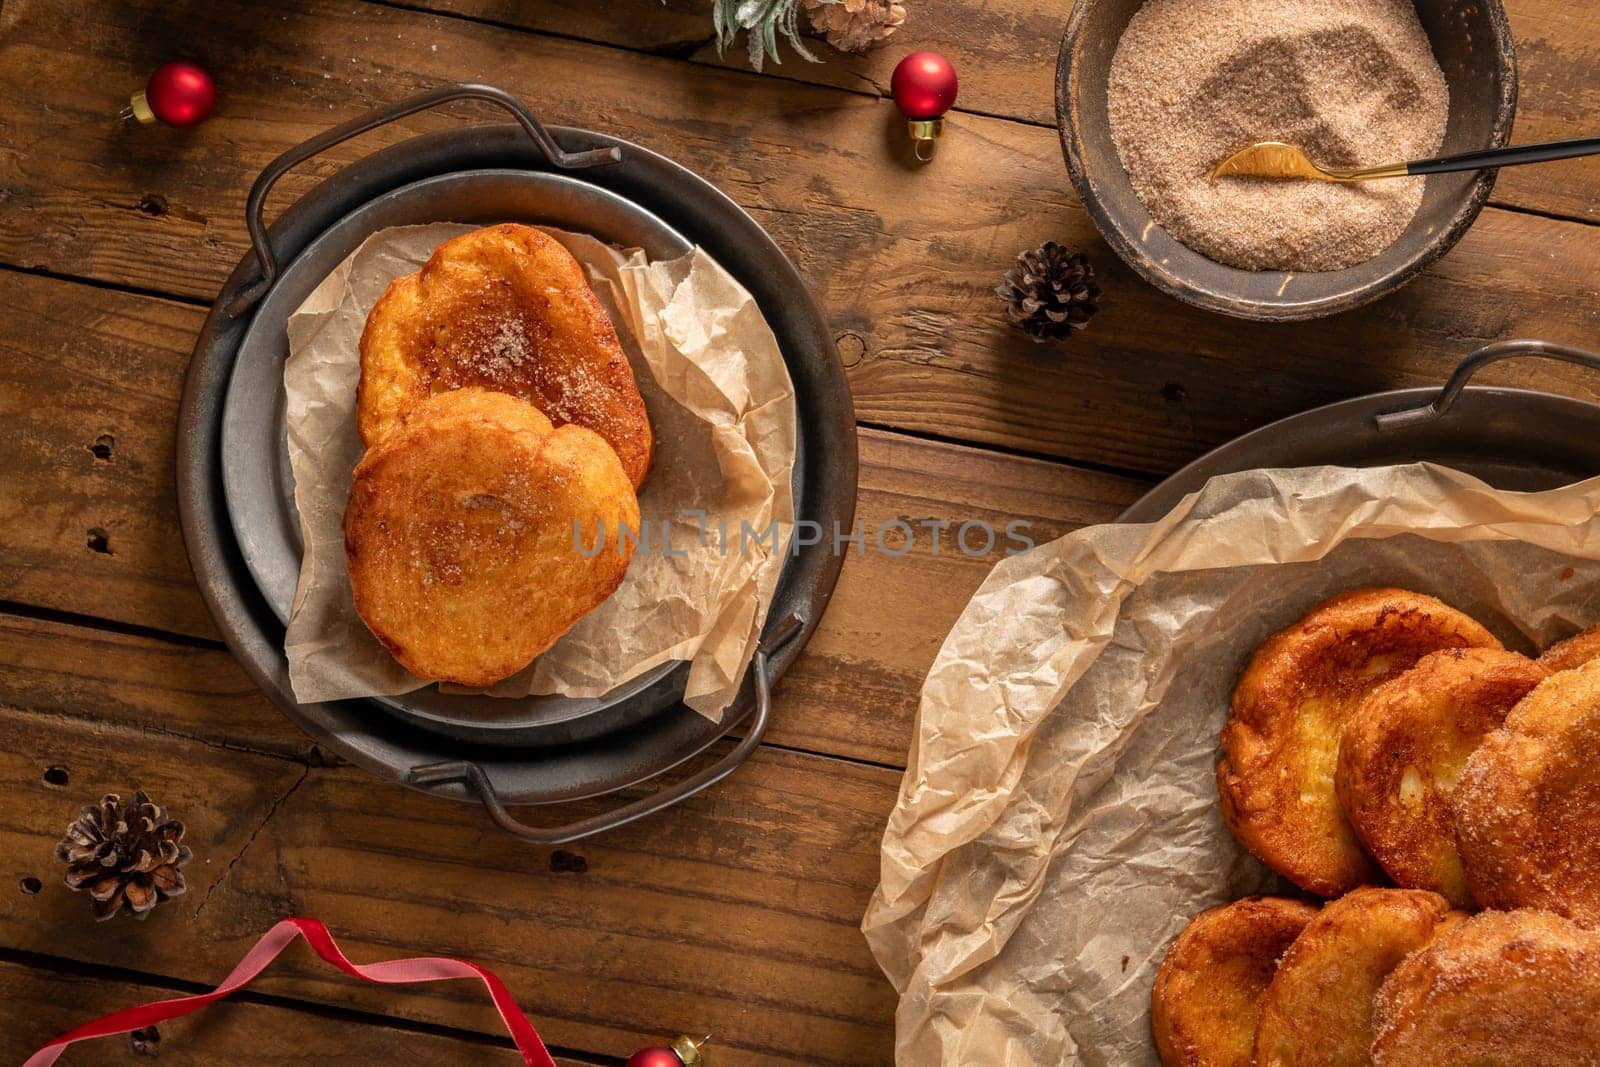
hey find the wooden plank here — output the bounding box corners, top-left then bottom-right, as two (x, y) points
(775, 429), (1136, 760)
(1495, 3), (1600, 223)
(1, 960), (583, 1065)
(0, 712), (309, 1030)
(389, 0), (1600, 224)
(0, 704), (899, 1066)
(0, 720), (306, 922)
(0, 614), (315, 760)
(0, 275), (215, 638)
(0, 400), (1130, 769)
(3, 0), (1600, 476)
(0, 268), (1136, 767)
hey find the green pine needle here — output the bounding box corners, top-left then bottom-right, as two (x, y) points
(704, 0), (832, 70)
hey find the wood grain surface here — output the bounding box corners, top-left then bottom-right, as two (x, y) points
(3, 0), (1599, 479)
(2, 0), (1599, 1061)
(387, 0), (1600, 226)
(0, 266), (1135, 767)
(0, 697), (898, 1064)
(0, 961), (598, 1064)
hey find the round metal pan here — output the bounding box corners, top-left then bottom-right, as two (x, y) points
(219, 170), (698, 748)
(177, 85), (858, 837)
(1121, 340), (1600, 524)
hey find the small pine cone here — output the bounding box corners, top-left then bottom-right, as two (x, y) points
(55, 790), (193, 921)
(996, 242), (1102, 342)
(802, 0), (906, 54)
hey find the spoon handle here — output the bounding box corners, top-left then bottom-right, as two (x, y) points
(1407, 135), (1600, 176)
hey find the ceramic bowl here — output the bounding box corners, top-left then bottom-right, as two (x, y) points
(1055, 0), (1517, 321)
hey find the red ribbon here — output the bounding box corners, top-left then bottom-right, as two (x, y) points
(24, 917), (557, 1067)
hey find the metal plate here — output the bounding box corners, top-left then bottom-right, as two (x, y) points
(1122, 384), (1600, 524)
(218, 170), (697, 747)
(178, 124), (858, 806)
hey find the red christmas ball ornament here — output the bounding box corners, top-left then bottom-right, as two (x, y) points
(626, 1034), (707, 1067)
(891, 51), (959, 161)
(128, 61), (216, 128)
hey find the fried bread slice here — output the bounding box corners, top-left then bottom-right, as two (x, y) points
(358, 223), (653, 488)
(1455, 659), (1600, 923)
(1372, 908), (1600, 1064)
(1220, 588), (1500, 896)
(1538, 624), (1600, 673)
(344, 388), (639, 686)
(1336, 647), (1546, 907)
(1151, 896), (1318, 1067)
(1253, 888), (1456, 1067)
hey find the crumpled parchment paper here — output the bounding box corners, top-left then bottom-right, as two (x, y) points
(861, 462), (1600, 1065)
(282, 223), (795, 719)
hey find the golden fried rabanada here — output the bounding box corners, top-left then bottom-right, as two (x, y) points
(1219, 588), (1499, 897)
(344, 388), (639, 687)
(1373, 909), (1600, 1063)
(1455, 658), (1600, 925)
(1253, 887), (1458, 1067)
(357, 223), (653, 489)
(1336, 647), (1545, 907)
(1538, 623), (1600, 673)
(1151, 895), (1317, 1067)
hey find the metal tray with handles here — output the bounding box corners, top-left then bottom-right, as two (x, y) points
(177, 85), (858, 844)
(219, 170), (696, 749)
(1120, 340), (1600, 523)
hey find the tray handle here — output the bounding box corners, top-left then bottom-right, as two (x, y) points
(406, 613), (804, 846)
(223, 83), (620, 318)
(1375, 339), (1600, 431)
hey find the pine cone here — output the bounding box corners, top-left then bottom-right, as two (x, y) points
(55, 790), (192, 921)
(802, 0), (906, 54)
(996, 242), (1102, 342)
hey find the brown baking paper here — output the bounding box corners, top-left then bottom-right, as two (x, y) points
(862, 462), (1600, 1065)
(281, 223), (795, 719)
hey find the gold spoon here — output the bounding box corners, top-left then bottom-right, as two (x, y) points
(1212, 135), (1600, 183)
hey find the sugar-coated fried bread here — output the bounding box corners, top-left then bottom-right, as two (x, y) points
(1538, 624), (1600, 673)
(358, 223), (653, 488)
(344, 388), (639, 686)
(1151, 896), (1318, 1067)
(1337, 647), (1546, 907)
(1253, 888), (1456, 1067)
(1372, 908), (1600, 1064)
(1455, 660), (1600, 924)
(1220, 588), (1500, 897)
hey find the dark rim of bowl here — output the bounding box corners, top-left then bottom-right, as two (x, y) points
(1054, 0), (1519, 322)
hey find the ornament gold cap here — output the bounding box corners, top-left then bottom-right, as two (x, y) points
(669, 1034), (708, 1067)
(906, 118), (943, 161)
(129, 90), (157, 125)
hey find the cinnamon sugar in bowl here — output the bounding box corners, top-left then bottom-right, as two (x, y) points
(1055, 0), (1517, 321)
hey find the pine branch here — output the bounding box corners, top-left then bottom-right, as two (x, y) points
(704, 0), (832, 70)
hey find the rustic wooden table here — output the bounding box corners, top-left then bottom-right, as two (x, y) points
(1, 1), (1597, 1063)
